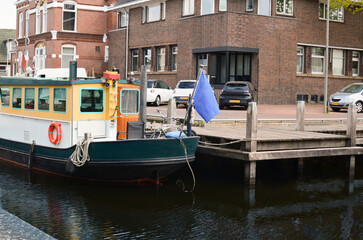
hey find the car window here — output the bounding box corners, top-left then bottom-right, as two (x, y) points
(177, 82), (195, 89)
(340, 84), (363, 93)
(147, 81), (155, 88)
(224, 83), (248, 91)
(160, 82), (169, 89)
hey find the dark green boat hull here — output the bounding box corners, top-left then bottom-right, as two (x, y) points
(0, 137), (199, 182)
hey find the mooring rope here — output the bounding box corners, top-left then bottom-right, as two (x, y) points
(69, 138), (93, 167)
(198, 138), (245, 146)
(178, 138), (196, 193)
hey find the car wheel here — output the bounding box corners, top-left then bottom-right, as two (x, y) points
(356, 101), (363, 113)
(331, 108), (340, 112)
(154, 96), (161, 106)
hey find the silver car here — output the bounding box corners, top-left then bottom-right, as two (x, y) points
(329, 83), (363, 112)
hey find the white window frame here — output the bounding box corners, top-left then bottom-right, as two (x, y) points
(42, 5), (47, 33)
(157, 47), (165, 72)
(311, 47), (325, 75)
(143, 48), (151, 72)
(219, 0), (227, 11)
(332, 49), (345, 76)
(131, 49), (139, 72)
(25, 10), (29, 37)
(297, 46), (304, 73)
(19, 12), (23, 38)
(352, 51), (360, 77)
(319, 2), (344, 22)
(36, 7), (41, 34)
(63, 1), (77, 32)
(117, 11), (128, 28)
(201, 0), (215, 15)
(147, 3), (161, 22)
(276, 0), (293, 15)
(35, 45), (46, 73)
(171, 45), (177, 71)
(183, 0), (195, 16)
(246, 0), (253, 11)
(61, 45), (76, 68)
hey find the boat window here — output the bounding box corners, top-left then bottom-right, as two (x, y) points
(0, 87), (10, 107)
(12, 87), (22, 109)
(38, 87), (50, 111)
(24, 88), (35, 110)
(120, 89), (140, 114)
(80, 88), (104, 113)
(53, 88), (67, 113)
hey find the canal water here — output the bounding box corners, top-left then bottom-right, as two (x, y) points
(0, 155), (362, 240)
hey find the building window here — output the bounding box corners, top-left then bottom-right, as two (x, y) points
(201, 0), (214, 15)
(25, 10), (29, 37)
(143, 48), (151, 72)
(42, 5), (47, 32)
(53, 88), (67, 113)
(297, 46), (304, 73)
(117, 11), (128, 28)
(19, 12), (23, 38)
(183, 0), (195, 16)
(219, 0), (227, 11)
(276, 0), (293, 15)
(18, 51), (23, 74)
(146, 3), (165, 22)
(319, 2), (344, 22)
(80, 89), (104, 113)
(36, 7), (41, 34)
(35, 44), (46, 73)
(171, 45), (177, 71)
(12, 87), (22, 109)
(120, 89), (140, 114)
(24, 88), (35, 110)
(63, 2), (76, 31)
(38, 87), (50, 111)
(131, 49), (138, 72)
(61, 45), (76, 68)
(258, 0), (271, 16)
(332, 49), (345, 76)
(0, 87), (10, 107)
(246, 0), (253, 11)
(352, 51), (360, 76)
(157, 47), (166, 72)
(311, 47), (325, 74)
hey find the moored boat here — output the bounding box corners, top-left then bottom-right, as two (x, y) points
(0, 69), (199, 183)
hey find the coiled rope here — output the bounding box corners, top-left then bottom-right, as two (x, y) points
(69, 138), (93, 167)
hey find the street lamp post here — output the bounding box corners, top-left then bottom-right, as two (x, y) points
(324, 0), (330, 113)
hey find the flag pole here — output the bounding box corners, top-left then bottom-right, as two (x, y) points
(179, 64), (204, 138)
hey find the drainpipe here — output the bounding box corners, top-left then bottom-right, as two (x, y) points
(324, 0), (330, 113)
(124, 8), (129, 80)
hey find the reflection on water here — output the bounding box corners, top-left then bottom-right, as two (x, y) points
(0, 156), (362, 240)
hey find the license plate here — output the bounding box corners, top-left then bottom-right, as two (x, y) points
(332, 102), (339, 106)
(230, 100), (240, 103)
(181, 97), (188, 100)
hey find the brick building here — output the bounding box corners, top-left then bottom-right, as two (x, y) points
(13, 0), (118, 77)
(108, 0), (363, 104)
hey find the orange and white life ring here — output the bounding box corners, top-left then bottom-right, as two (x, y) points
(48, 122), (62, 145)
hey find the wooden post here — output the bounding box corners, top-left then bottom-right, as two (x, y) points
(296, 101), (305, 131)
(346, 103), (356, 147)
(244, 161), (256, 185)
(167, 98), (176, 125)
(349, 155), (355, 180)
(245, 102), (257, 185)
(246, 102), (257, 152)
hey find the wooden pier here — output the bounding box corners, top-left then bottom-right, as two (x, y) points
(194, 102), (363, 185)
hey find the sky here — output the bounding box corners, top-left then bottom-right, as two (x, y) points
(0, 1), (16, 29)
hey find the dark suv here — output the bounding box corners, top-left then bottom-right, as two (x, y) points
(218, 81), (256, 109)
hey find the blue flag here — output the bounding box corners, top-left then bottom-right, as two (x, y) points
(194, 71), (220, 123)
